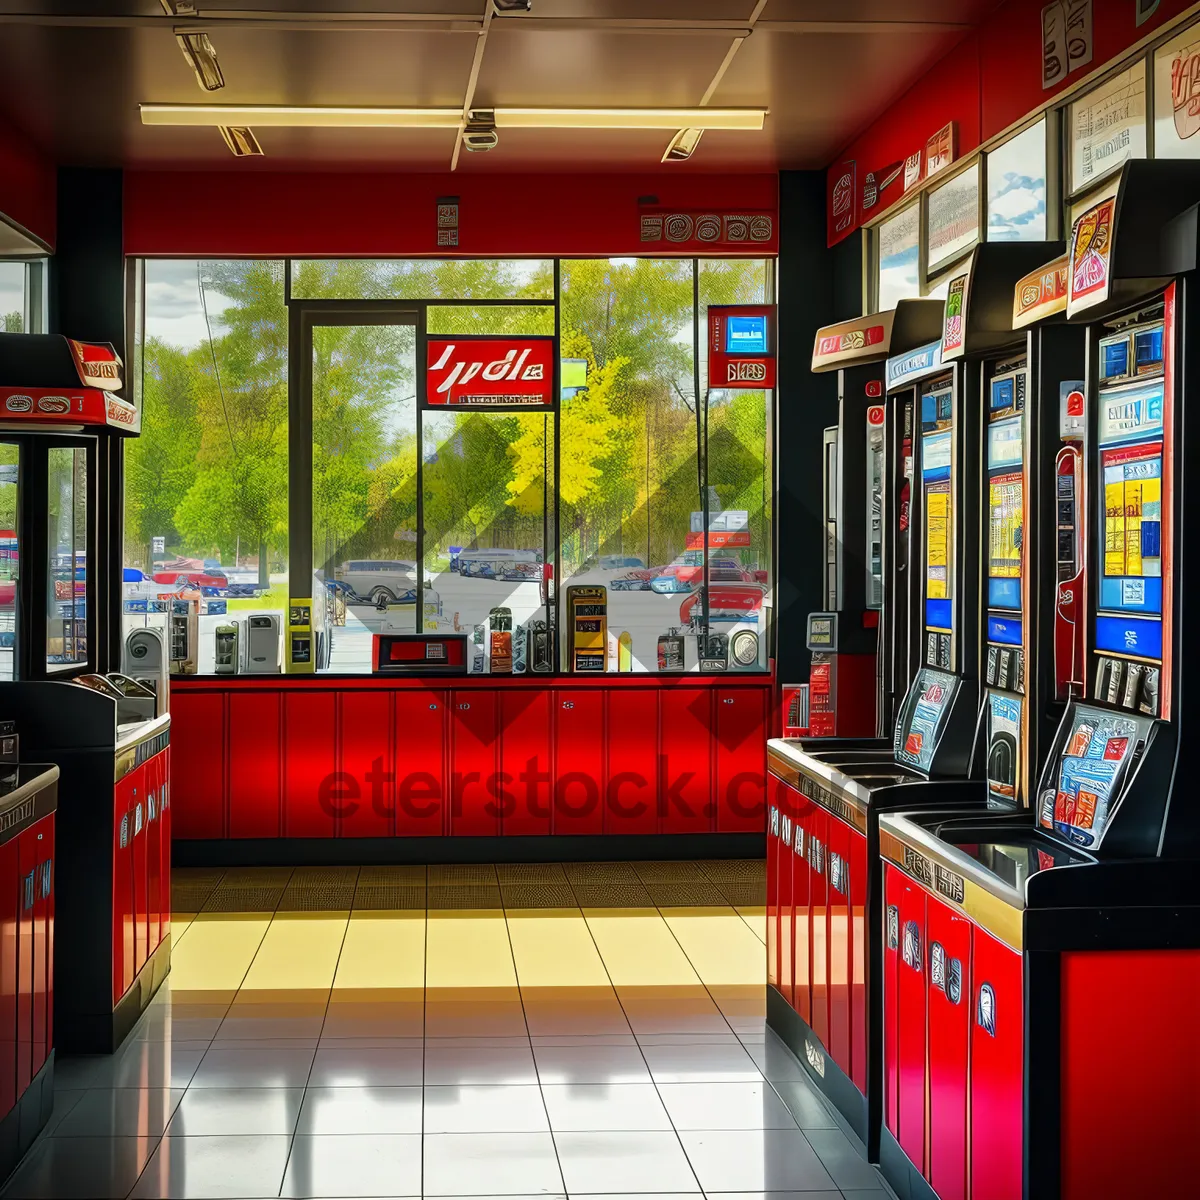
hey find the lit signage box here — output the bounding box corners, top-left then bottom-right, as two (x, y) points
(707, 304), (777, 390)
(425, 336), (556, 408)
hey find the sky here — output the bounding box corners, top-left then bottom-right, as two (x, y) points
(0, 261), (26, 325)
(144, 259), (235, 349)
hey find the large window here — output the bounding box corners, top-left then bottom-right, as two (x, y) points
(47, 446), (88, 671)
(123, 261), (288, 674)
(0, 259), (46, 334)
(126, 258), (774, 675)
(877, 204), (921, 312)
(986, 120), (1047, 242)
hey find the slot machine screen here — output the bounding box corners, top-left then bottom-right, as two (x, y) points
(1100, 334), (1131, 383)
(893, 667), (960, 772)
(1134, 324), (1163, 374)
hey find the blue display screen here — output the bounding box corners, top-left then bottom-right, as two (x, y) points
(1135, 327), (1163, 370)
(1095, 614), (1163, 659)
(1101, 337), (1130, 381)
(725, 315), (769, 355)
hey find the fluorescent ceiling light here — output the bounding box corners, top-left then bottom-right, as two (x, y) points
(140, 105), (766, 131)
(494, 108), (763, 130)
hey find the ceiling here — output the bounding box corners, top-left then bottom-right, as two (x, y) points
(0, 1), (999, 172)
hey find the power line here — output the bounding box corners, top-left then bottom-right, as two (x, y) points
(197, 262), (238, 458)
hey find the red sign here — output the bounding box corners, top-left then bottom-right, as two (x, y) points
(867, 405), (885, 426)
(827, 159), (858, 246)
(639, 208), (776, 253)
(685, 530), (752, 550)
(425, 337), (555, 408)
(816, 324), (885, 358)
(707, 305), (776, 391)
(67, 339), (123, 391)
(0, 387), (140, 432)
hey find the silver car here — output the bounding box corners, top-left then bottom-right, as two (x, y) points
(336, 559), (418, 604)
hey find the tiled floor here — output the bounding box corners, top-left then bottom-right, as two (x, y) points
(2, 861), (891, 1199)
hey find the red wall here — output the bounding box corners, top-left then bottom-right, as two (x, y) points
(829, 0), (1197, 241)
(0, 120), (55, 248)
(124, 170), (778, 257)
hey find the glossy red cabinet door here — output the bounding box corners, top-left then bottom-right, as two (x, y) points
(778, 811), (794, 1009)
(113, 771), (136, 1004)
(849, 825), (868, 1095)
(42, 815), (54, 1058)
(606, 690), (658, 835)
(395, 691), (447, 837)
(896, 873), (928, 1175)
(808, 809), (830, 1050)
(170, 691), (226, 839)
(160, 747), (172, 945)
(228, 691), (282, 838)
(501, 690), (551, 837)
(927, 897), (972, 1200)
(132, 782), (148, 977)
(825, 813), (852, 1081)
(883, 864), (903, 1141)
(29, 818), (49, 1077)
(338, 691), (395, 837)
(766, 801), (780, 993)
(283, 691), (337, 837)
(15, 827), (36, 1093)
(970, 928), (1024, 1200)
(450, 690), (500, 836)
(553, 690), (604, 836)
(145, 754), (162, 955)
(659, 689), (713, 833)
(791, 804), (811, 1026)
(0, 839), (18, 1118)
(715, 689), (767, 831)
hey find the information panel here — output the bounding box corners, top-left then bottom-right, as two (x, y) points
(921, 383), (954, 669)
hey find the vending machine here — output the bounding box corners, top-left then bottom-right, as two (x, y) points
(768, 244), (1060, 1151)
(805, 300), (944, 737)
(877, 160), (1200, 1200)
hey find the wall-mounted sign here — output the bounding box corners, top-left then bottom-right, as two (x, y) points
(927, 163), (981, 272)
(68, 339), (123, 391)
(639, 208), (775, 252)
(1012, 255), (1070, 327)
(811, 311), (895, 372)
(885, 339), (943, 390)
(925, 122), (957, 178)
(827, 159), (858, 246)
(425, 336), (556, 408)
(1043, 0), (1093, 90)
(707, 305), (776, 389)
(1066, 191), (1117, 317)
(436, 195), (459, 248)
(1154, 21), (1200, 158)
(1069, 61), (1146, 191)
(940, 272), (970, 360)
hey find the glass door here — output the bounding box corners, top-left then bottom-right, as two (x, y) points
(46, 444), (90, 672)
(304, 312), (419, 674)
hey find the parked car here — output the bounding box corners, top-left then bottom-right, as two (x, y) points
(678, 583), (765, 628)
(152, 569), (228, 590)
(335, 559), (418, 604)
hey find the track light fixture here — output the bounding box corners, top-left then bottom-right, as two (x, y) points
(177, 33), (225, 92)
(463, 110), (499, 152)
(662, 128), (704, 162)
(492, 0), (532, 11)
(219, 126), (264, 156)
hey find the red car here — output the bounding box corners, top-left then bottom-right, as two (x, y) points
(678, 583), (765, 628)
(152, 570), (227, 589)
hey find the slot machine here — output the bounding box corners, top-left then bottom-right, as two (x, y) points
(805, 300), (944, 737)
(877, 160), (1200, 1200)
(565, 585), (606, 672)
(768, 245), (1059, 1154)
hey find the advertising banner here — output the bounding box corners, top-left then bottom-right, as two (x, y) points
(425, 337), (556, 408)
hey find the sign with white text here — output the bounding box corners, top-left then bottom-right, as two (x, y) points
(425, 337), (556, 408)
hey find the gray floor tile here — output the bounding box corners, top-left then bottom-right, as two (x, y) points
(165, 1086), (304, 1136)
(308, 1045), (424, 1087)
(424, 1084), (550, 1133)
(188, 1045), (316, 1089)
(767, 1079), (838, 1130)
(130, 1132), (292, 1198)
(540, 1084), (672, 1132)
(532, 1044), (652, 1085)
(296, 1086), (423, 1134)
(39, 1089), (86, 1137)
(52, 1087), (185, 1138)
(640, 1043), (763, 1084)
(423, 1131), (565, 1195)
(0, 1135), (155, 1199)
(745, 1039), (814, 1083)
(554, 1131), (700, 1194)
(424, 1045), (538, 1086)
(280, 1133), (422, 1197)
(657, 1081), (798, 1130)
(678, 1129), (837, 1192)
(803, 1128), (887, 1191)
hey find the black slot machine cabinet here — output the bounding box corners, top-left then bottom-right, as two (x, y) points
(804, 300), (944, 738)
(767, 245), (1059, 1154)
(878, 160), (1200, 1200)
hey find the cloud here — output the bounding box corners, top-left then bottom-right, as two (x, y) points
(987, 174), (1046, 240)
(145, 260), (235, 349)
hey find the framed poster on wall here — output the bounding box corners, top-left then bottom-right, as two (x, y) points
(1068, 61), (1146, 193)
(926, 162), (980, 274)
(1154, 20), (1200, 159)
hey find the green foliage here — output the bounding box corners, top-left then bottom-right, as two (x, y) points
(123, 257), (771, 581)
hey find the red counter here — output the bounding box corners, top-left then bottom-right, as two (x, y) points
(170, 675), (773, 846)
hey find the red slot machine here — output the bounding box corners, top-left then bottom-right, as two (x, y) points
(768, 244), (1061, 1155)
(880, 160), (1200, 1200)
(805, 301), (944, 739)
